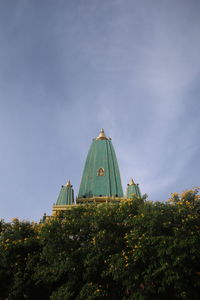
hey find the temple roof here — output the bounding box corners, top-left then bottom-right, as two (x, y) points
(78, 129), (123, 198)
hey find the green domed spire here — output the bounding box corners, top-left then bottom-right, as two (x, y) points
(56, 180), (74, 205)
(78, 129), (123, 198)
(127, 178), (141, 199)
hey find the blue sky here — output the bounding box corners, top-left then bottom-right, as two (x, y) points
(0, 0), (200, 221)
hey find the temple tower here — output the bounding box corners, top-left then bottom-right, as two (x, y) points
(77, 129), (123, 203)
(50, 129), (143, 216)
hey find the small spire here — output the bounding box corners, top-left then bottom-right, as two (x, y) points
(129, 178), (135, 185)
(96, 128), (108, 140)
(65, 180), (71, 187)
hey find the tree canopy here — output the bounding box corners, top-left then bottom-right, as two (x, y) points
(0, 189), (200, 300)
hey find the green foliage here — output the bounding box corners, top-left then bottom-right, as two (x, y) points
(0, 189), (200, 299)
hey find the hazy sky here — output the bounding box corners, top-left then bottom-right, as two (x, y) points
(0, 0), (200, 221)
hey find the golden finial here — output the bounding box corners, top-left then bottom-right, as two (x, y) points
(65, 180), (71, 187)
(96, 128), (108, 140)
(129, 178), (135, 185)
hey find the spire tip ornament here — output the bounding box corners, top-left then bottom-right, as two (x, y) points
(96, 128), (108, 140)
(65, 180), (71, 187)
(129, 178), (135, 185)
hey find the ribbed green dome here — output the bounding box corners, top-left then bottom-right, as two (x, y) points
(78, 130), (123, 198)
(56, 181), (74, 205)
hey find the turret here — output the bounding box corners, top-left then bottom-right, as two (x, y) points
(56, 180), (74, 205)
(52, 180), (75, 216)
(127, 178), (141, 199)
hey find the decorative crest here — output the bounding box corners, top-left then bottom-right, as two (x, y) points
(96, 129), (108, 140)
(65, 180), (71, 187)
(129, 178), (135, 185)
